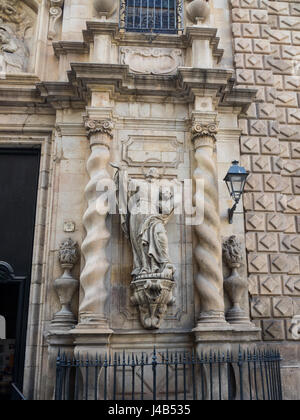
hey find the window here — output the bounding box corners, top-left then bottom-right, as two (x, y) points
(121, 0), (182, 34)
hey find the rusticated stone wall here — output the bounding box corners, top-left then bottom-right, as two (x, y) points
(230, 0), (300, 397)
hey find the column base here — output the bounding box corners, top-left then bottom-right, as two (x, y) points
(193, 322), (261, 344)
(196, 310), (228, 326)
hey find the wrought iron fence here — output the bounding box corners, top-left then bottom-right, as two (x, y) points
(55, 347), (282, 400)
(120, 0), (183, 34)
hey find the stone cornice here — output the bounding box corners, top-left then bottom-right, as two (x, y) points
(81, 21), (223, 62)
(67, 63), (252, 109)
(52, 41), (90, 58)
(0, 74), (47, 107)
(0, 65), (256, 113)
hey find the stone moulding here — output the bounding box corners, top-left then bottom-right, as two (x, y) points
(120, 47), (183, 75)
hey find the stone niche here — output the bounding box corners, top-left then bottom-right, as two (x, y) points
(110, 129), (194, 332)
(0, 0), (37, 74)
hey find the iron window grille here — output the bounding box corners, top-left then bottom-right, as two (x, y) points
(119, 0), (183, 34)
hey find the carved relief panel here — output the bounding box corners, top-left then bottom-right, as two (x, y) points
(0, 0), (37, 74)
(120, 47), (183, 75)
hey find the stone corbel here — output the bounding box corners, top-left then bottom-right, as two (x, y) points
(48, 0), (64, 40)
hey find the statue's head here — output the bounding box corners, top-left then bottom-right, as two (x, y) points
(145, 167), (160, 180)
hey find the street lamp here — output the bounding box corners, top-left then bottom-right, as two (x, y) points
(224, 160), (249, 224)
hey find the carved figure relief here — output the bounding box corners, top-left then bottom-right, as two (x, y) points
(0, 0), (35, 74)
(0, 22), (29, 73)
(112, 164), (176, 329)
(120, 47), (183, 75)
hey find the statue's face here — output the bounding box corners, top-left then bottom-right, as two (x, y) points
(161, 190), (172, 201)
(146, 168), (160, 180)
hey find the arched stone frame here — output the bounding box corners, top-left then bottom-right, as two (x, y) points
(0, 132), (53, 399)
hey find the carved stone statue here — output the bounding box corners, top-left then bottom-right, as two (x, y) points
(112, 164), (176, 329)
(0, 22), (29, 73)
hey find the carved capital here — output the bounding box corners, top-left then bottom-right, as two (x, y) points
(84, 118), (114, 147)
(191, 121), (218, 147)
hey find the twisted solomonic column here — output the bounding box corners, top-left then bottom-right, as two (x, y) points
(78, 118), (114, 329)
(191, 120), (226, 325)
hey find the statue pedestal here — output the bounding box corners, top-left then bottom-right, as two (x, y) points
(131, 274), (175, 330)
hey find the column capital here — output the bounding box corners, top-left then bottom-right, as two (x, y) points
(191, 121), (218, 148)
(84, 117), (114, 147)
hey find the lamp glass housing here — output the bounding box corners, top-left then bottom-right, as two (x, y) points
(224, 160), (249, 203)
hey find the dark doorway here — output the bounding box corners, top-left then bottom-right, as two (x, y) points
(0, 148), (40, 400)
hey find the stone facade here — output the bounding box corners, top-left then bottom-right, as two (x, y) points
(230, 0), (300, 399)
(0, 0), (299, 400)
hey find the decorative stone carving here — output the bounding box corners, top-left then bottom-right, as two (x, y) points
(186, 0), (210, 25)
(112, 165), (176, 329)
(78, 117), (114, 329)
(291, 315), (300, 340)
(222, 236), (249, 324)
(0, 0), (34, 34)
(48, 0), (64, 40)
(192, 117), (226, 325)
(85, 118), (114, 141)
(0, 0), (35, 74)
(120, 47), (183, 75)
(94, 0), (116, 19)
(122, 135), (184, 168)
(52, 238), (79, 328)
(0, 22), (29, 73)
